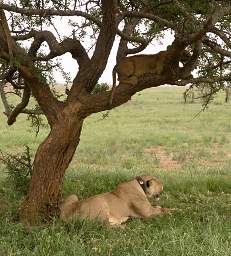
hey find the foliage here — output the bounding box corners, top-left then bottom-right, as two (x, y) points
(183, 82), (229, 107)
(91, 83), (109, 94)
(0, 146), (33, 195)
(27, 110), (47, 137)
(1, 0), (231, 124)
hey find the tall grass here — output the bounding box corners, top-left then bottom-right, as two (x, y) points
(0, 87), (230, 255)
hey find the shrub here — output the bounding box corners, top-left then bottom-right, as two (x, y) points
(91, 83), (110, 94)
(0, 146), (33, 195)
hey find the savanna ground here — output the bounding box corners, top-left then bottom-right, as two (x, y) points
(0, 87), (230, 256)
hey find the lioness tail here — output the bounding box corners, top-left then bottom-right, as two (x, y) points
(60, 194), (79, 221)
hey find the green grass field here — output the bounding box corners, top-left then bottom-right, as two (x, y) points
(0, 87), (230, 256)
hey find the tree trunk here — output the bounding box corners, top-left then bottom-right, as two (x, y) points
(20, 110), (83, 225)
(225, 87), (230, 103)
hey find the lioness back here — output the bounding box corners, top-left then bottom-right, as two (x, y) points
(116, 51), (167, 80)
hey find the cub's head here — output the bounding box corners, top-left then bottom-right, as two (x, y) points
(136, 175), (163, 199)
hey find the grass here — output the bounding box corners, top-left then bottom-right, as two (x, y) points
(0, 87), (231, 255)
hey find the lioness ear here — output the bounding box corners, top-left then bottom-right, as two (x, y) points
(146, 180), (151, 188)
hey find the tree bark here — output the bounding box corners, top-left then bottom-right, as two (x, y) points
(20, 106), (83, 225)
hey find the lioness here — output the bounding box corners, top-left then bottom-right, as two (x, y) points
(109, 49), (193, 105)
(113, 52), (167, 86)
(109, 52), (168, 105)
(60, 176), (175, 225)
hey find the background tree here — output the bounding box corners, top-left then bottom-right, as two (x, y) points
(0, 0), (231, 225)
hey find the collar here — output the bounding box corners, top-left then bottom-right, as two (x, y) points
(135, 176), (146, 193)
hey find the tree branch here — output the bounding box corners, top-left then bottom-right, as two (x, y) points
(174, 75), (231, 86)
(0, 3), (102, 26)
(0, 9), (15, 57)
(0, 12), (63, 126)
(125, 42), (150, 55)
(116, 18), (150, 61)
(25, 30), (90, 65)
(80, 74), (167, 116)
(122, 11), (175, 29)
(0, 2), (178, 49)
(153, 0), (173, 9)
(68, 0), (117, 98)
(91, 0), (116, 65)
(0, 83), (11, 116)
(203, 38), (231, 57)
(180, 40), (202, 78)
(210, 27), (231, 48)
(116, 29), (151, 45)
(177, 3), (231, 46)
(20, 108), (44, 115)
(18, 64), (64, 126)
(172, 0), (194, 21)
(202, 60), (231, 72)
(7, 84), (31, 125)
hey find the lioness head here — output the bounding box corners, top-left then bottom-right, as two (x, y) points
(139, 176), (163, 199)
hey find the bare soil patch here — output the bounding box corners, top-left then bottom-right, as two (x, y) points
(144, 146), (181, 170)
(199, 143), (228, 167)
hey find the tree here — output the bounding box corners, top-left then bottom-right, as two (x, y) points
(0, 0), (231, 225)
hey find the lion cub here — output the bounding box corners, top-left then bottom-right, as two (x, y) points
(60, 175), (174, 225)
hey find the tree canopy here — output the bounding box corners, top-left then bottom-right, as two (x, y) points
(0, 0), (231, 124)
